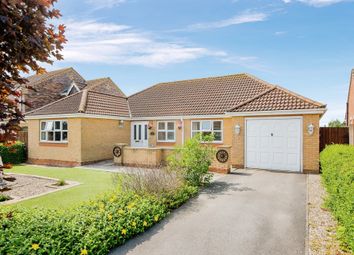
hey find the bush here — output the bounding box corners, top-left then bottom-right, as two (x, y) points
(0, 184), (197, 254)
(167, 134), (215, 187)
(320, 145), (354, 252)
(55, 179), (67, 186)
(114, 168), (183, 196)
(0, 194), (11, 202)
(0, 142), (26, 164)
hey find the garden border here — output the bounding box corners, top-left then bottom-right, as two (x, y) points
(1, 173), (80, 205)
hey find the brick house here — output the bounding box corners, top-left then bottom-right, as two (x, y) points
(25, 72), (327, 173)
(21, 67), (125, 114)
(346, 69), (354, 144)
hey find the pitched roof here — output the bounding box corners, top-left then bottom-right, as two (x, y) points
(23, 68), (129, 113)
(128, 73), (325, 117)
(26, 67), (86, 89)
(86, 78), (126, 97)
(26, 90), (130, 118)
(23, 67), (87, 111)
(230, 86), (325, 112)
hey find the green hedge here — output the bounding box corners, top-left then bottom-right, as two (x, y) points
(0, 142), (26, 164)
(0, 185), (198, 254)
(320, 145), (354, 252)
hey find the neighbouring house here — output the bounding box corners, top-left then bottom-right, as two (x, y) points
(20, 67), (125, 114)
(25, 72), (327, 173)
(346, 69), (354, 145)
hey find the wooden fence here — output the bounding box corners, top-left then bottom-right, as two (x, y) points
(319, 127), (349, 151)
(17, 130), (28, 146)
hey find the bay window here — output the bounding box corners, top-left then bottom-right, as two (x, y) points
(157, 121), (175, 142)
(191, 120), (223, 142)
(40, 120), (68, 143)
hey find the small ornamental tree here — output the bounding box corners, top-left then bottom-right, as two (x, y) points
(168, 134), (215, 187)
(0, 0), (66, 189)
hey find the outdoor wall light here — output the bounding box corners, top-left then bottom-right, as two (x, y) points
(177, 120), (183, 129)
(148, 121), (153, 129)
(235, 124), (241, 135)
(119, 120), (124, 128)
(307, 123), (315, 135)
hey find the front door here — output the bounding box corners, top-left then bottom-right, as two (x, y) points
(131, 122), (149, 147)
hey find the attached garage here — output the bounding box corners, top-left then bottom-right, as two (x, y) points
(245, 117), (302, 172)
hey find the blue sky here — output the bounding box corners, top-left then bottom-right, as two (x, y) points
(50, 0), (354, 124)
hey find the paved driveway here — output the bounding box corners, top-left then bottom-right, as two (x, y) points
(111, 169), (307, 255)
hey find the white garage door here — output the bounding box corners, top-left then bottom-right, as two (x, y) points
(246, 118), (302, 172)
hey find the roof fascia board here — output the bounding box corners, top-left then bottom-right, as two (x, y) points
(25, 113), (130, 120)
(225, 108), (327, 117)
(131, 114), (229, 120)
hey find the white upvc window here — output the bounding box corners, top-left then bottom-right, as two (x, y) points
(40, 120), (68, 143)
(157, 121), (176, 142)
(191, 120), (223, 142)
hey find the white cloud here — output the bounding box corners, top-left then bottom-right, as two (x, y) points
(61, 19), (226, 67)
(186, 11), (268, 31)
(274, 31), (287, 36)
(282, 0), (349, 7)
(86, 0), (127, 9)
(221, 56), (270, 72)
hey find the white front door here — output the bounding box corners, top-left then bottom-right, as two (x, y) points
(245, 117), (302, 172)
(131, 122), (149, 147)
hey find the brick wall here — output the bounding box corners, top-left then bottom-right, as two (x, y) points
(303, 114), (320, 173)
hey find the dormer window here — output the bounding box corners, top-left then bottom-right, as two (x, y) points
(61, 81), (80, 96)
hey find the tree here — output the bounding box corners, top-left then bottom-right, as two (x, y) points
(0, 0), (66, 189)
(327, 119), (346, 128)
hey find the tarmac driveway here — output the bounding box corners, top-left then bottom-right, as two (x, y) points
(111, 169), (307, 255)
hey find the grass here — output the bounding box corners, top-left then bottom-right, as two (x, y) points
(3, 165), (115, 209)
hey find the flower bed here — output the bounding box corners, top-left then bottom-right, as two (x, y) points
(0, 185), (198, 254)
(320, 145), (354, 252)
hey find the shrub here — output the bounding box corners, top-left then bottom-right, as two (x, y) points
(167, 134), (215, 187)
(320, 145), (354, 252)
(0, 193), (11, 202)
(0, 192), (166, 254)
(113, 168), (183, 196)
(0, 183), (198, 254)
(55, 179), (67, 186)
(0, 142), (26, 164)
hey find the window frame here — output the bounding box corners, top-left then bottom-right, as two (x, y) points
(191, 120), (223, 143)
(157, 121), (176, 142)
(40, 120), (68, 143)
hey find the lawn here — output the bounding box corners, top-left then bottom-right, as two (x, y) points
(3, 165), (115, 208)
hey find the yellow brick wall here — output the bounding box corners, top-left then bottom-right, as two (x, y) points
(123, 147), (162, 167)
(231, 116), (245, 167)
(27, 118), (82, 163)
(28, 118), (130, 165)
(302, 114), (320, 173)
(81, 119), (130, 162)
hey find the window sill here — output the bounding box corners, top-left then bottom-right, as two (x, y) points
(39, 142), (68, 147)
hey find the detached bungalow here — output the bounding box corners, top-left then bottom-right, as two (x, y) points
(26, 73), (326, 173)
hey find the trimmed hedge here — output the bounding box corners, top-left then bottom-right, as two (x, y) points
(0, 142), (26, 164)
(320, 145), (354, 252)
(0, 184), (198, 254)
